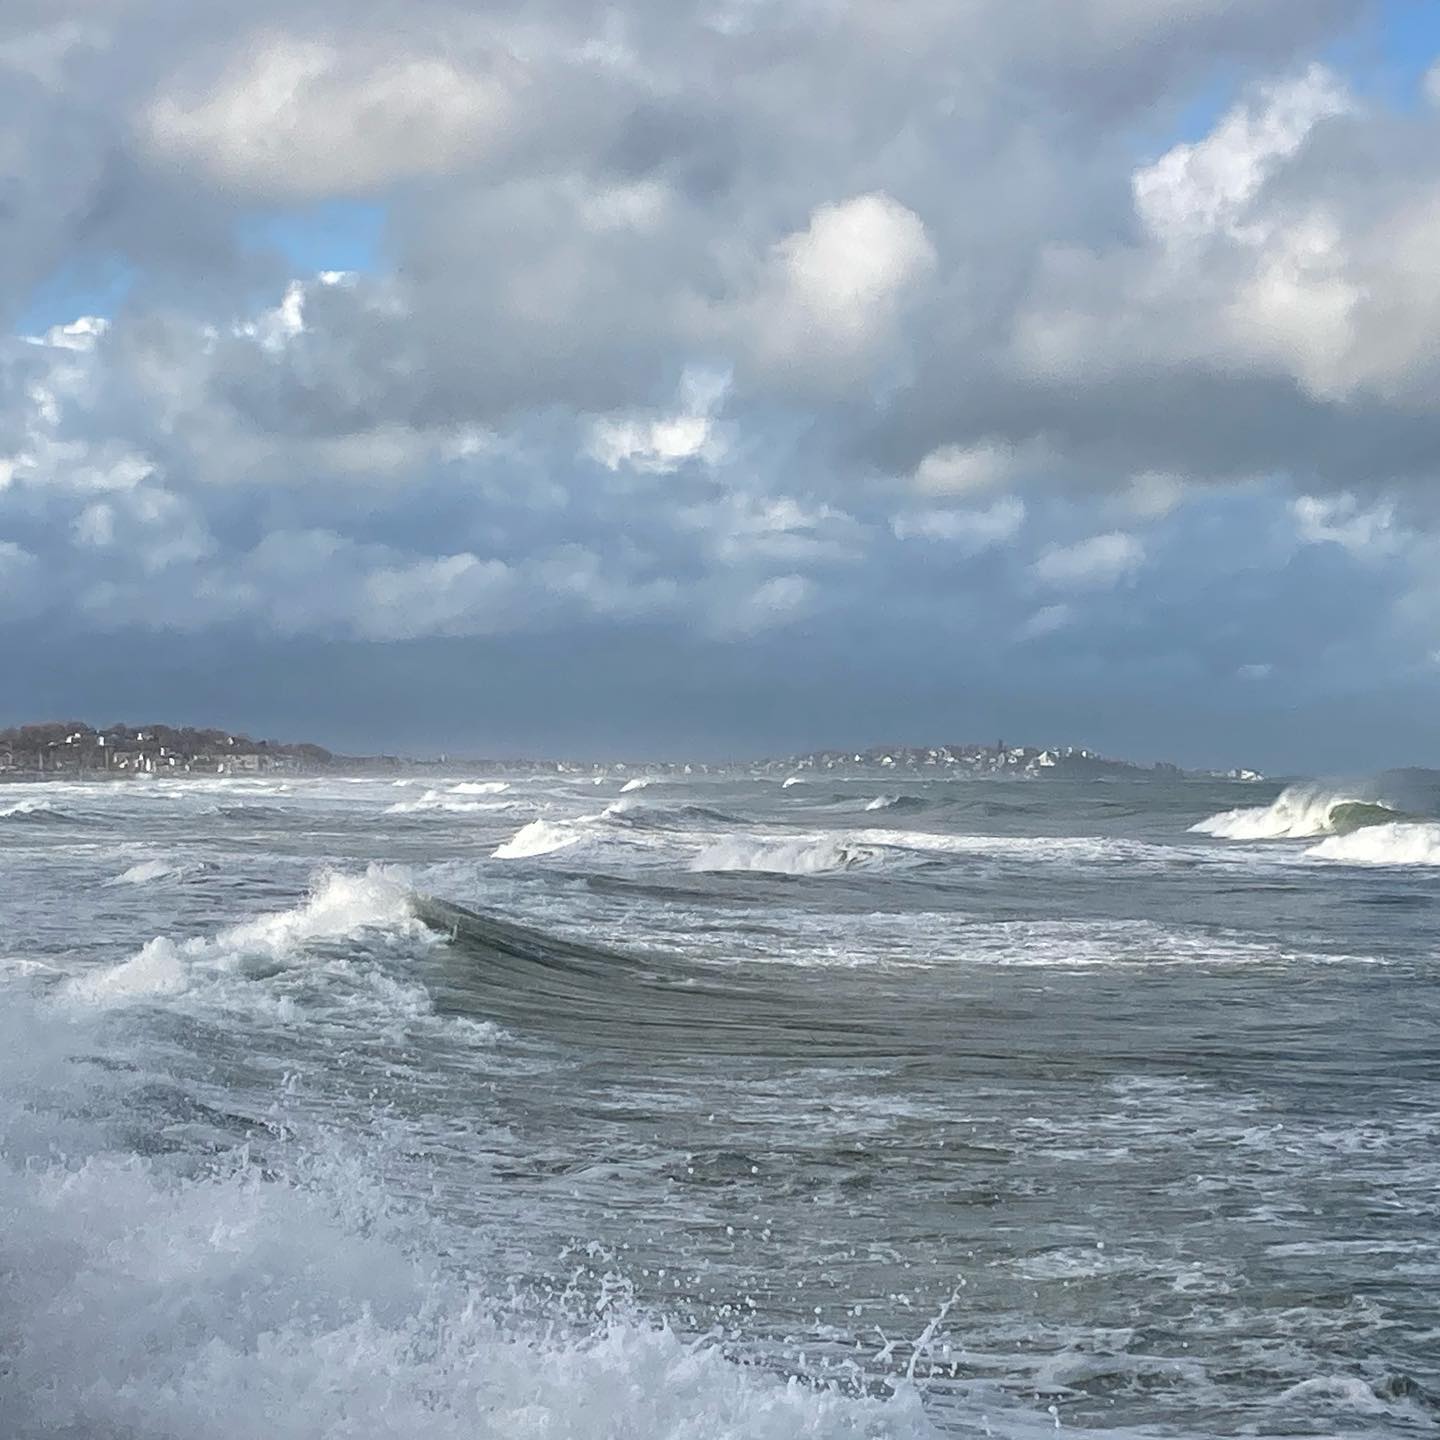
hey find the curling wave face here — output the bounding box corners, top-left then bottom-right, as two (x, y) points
(1193, 769), (1440, 843)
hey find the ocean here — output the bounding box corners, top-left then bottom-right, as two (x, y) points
(2, 768), (1437, 1438)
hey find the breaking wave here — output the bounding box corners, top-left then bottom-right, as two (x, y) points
(1196, 786), (1396, 840)
(864, 794), (928, 813)
(492, 818), (588, 859)
(0, 798), (61, 820)
(106, 857), (213, 887)
(66, 867), (422, 1004)
(493, 801), (741, 858)
(388, 788), (518, 815)
(1307, 822), (1440, 866)
(691, 835), (888, 875)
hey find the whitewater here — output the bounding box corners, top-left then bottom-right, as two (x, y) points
(2, 768), (1438, 1438)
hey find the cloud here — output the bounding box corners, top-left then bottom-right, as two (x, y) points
(1132, 65), (1352, 246)
(1033, 532), (1144, 589)
(585, 367), (730, 473)
(1013, 61), (1440, 414)
(891, 499), (1026, 552)
(1019, 603), (1073, 640)
(1291, 493), (1399, 556)
(912, 443), (1019, 497)
(745, 193), (936, 377)
(141, 31), (518, 200)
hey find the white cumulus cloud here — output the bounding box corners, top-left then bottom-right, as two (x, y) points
(142, 32), (518, 200)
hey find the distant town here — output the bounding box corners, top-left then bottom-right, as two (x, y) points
(757, 743), (1262, 782)
(0, 722), (1263, 783)
(0, 723), (338, 778)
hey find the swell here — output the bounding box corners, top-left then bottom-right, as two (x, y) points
(603, 801), (747, 830)
(412, 895), (918, 1060)
(0, 799), (74, 822)
(207, 803), (292, 820)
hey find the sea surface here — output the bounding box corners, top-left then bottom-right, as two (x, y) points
(2, 768), (1438, 1439)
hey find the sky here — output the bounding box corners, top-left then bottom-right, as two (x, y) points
(4, 1), (1440, 771)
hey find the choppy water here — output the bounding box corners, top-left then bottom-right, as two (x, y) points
(3, 770), (1438, 1439)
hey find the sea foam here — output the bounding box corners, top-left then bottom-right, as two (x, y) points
(0, 998), (934, 1440)
(1307, 821), (1440, 865)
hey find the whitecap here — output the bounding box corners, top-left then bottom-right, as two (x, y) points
(388, 788), (517, 815)
(1307, 821), (1440, 865)
(492, 819), (586, 859)
(67, 867), (421, 1004)
(1194, 782), (1397, 840)
(691, 835), (884, 875)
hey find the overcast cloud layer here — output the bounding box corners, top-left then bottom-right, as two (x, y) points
(3, 0), (1440, 769)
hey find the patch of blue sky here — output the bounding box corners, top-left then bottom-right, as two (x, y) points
(1325, 0), (1440, 109)
(237, 198), (387, 279)
(1128, 0), (1438, 165)
(11, 198), (387, 338)
(14, 257), (134, 338)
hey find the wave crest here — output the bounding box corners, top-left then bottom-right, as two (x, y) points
(492, 819), (587, 859)
(106, 858), (212, 887)
(691, 835), (885, 875)
(0, 798), (61, 820)
(1194, 785), (1397, 840)
(388, 788), (517, 815)
(863, 794), (927, 813)
(66, 867), (420, 1004)
(1196, 770), (1440, 841)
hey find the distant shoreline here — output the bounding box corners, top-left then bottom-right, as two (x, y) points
(1, 724), (1264, 784)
